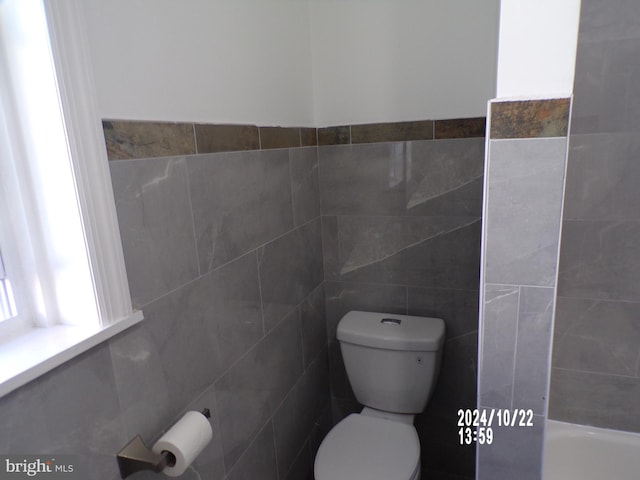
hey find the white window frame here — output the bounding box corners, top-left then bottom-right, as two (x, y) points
(0, 250), (17, 323)
(0, 0), (143, 398)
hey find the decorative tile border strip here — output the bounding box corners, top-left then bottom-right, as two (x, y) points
(103, 120), (195, 161)
(317, 117), (486, 146)
(103, 116), (486, 161)
(490, 98), (571, 139)
(351, 120), (434, 144)
(435, 117), (486, 139)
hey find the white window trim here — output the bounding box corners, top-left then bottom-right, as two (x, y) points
(0, 0), (143, 398)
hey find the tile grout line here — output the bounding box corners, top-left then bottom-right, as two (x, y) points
(183, 156), (202, 277)
(552, 365), (640, 380)
(255, 249), (266, 337)
(213, 276), (323, 391)
(322, 277), (482, 292)
(509, 286), (523, 411)
(271, 420), (281, 480)
(287, 149), (296, 228)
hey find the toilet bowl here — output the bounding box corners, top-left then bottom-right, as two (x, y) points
(314, 311), (445, 480)
(315, 413), (421, 480)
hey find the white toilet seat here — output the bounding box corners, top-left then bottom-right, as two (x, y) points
(314, 413), (421, 480)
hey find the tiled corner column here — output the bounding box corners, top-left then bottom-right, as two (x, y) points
(477, 99), (570, 479)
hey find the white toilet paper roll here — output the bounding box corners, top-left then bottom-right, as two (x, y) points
(152, 411), (213, 477)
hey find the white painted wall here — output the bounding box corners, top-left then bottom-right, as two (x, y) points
(81, 0), (315, 126)
(308, 0), (499, 126)
(496, 0), (581, 98)
(81, 0), (500, 126)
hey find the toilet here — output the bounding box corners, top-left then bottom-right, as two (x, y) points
(314, 311), (445, 480)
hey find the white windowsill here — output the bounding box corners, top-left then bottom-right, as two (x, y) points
(0, 311), (143, 398)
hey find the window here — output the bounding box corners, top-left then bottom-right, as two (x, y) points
(0, 0), (142, 397)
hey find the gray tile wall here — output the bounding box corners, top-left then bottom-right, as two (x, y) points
(0, 146), (329, 480)
(477, 134), (568, 479)
(318, 137), (485, 480)
(549, 0), (640, 433)
(0, 118), (485, 480)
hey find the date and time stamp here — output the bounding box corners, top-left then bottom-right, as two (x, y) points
(457, 408), (535, 445)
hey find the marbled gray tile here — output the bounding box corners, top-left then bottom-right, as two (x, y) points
(19, 345), (124, 480)
(0, 346), (124, 480)
(420, 440), (476, 479)
(0, 377), (51, 454)
(579, 0), (640, 43)
(572, 0), (640, 133)
(431, 332), (478, 408)
(422, 470), (474, 480)
(215, 309), (303, 470)
(113, 252), (263, 426)
(258, 218), (323, 331)
(407, 287), (479, 339)
(319, 140), (484, 217)
(329, 216), (481, 289)
(324, 281), (407, 340)
(476, 413), (544, 480)
(417, 332), (478, 479)
(284, 441), (313, 480)
(569, 39), (608, 134)
(290, 147), (320, 226)
(309, 404), (333, 459)
(225, 421), (278, 480)
(188, 149), (293, 272)
(563, 133), (640, 220)
(512, 287), (554, 414)
(552, 296), (640, 376)
(273, 352), (330, 478)
(318, 142), (408, 215)
(109, 324), (173, 441)
(320, 216), (340, 281)
(484, 138), (567, 286)
(549, 368), (640, 432)
(572, 37), (640, 134)
(110, 157), (199, 308)
(405, 138), (484, 217)
(479, 284), (519, 409)
(328, 340), (352, 401)
(300, 284), (327, 368)
(558, 219), (640, 301)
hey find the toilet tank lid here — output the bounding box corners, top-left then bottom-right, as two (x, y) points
(337, 311), (445, 351)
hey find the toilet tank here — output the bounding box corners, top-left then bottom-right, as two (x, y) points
(337, 311), (445, 414)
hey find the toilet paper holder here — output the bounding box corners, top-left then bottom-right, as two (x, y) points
(116, 408), (210, 479)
